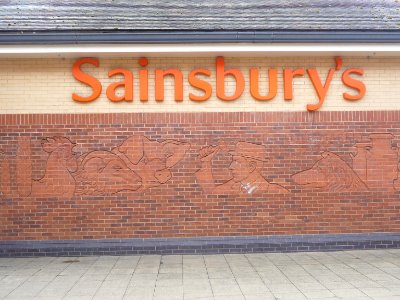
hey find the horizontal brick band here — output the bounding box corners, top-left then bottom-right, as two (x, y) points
(1, 233), (399, 257)
(0, 111), (400, 125)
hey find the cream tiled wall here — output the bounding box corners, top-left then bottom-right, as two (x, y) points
(0, 56), (399, 113)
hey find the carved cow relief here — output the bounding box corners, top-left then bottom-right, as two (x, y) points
(14, 135), (191, 198)
(73, 150), (142, 195)
(112, 136), (191, 192)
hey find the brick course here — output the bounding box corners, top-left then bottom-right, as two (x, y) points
(1, 233), (400, 257)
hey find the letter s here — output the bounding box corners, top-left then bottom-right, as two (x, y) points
(342, 69), (366, 101)
(189, 69), (212, 101)
(72, 58), (102, 102)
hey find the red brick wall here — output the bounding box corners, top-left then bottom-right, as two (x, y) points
(0, 111), (399, 241)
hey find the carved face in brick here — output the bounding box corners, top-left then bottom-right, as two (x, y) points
(228, 142), (267, 183)
(229, 155), (258, 182)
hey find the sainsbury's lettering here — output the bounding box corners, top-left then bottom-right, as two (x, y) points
(72, 57), (366, 111)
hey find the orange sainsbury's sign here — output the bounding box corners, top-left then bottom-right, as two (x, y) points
(72, 57), (365, 112)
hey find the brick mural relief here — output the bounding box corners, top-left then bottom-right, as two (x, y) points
(196, 141), (289, 194)
(292, 152), (368, 192)
(74, 150), (142, 195)
(292, 133), (400, 192)
(5, 132), (400, 197)
(1, 112), (400, 240)
(114, 136), (191, 192)
(16, 137), (77, 198)
(360, 134), (398, 191)
(13, 135), (191, 197)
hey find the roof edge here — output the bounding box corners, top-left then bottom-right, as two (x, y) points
(1, 31), (400, 44)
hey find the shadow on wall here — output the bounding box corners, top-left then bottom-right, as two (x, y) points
(1, 133), (400, 199)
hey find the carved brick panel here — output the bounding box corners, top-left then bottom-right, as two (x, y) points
(1, 111), (400, 240)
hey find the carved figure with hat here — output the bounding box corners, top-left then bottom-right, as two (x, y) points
(196, 141), (288, 195)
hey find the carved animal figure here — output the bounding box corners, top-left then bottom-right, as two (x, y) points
(114, 136), (190, 191)
(74, 151), (142, 195)
(30, 137), (78, 198)
(292, 152), (368, 192)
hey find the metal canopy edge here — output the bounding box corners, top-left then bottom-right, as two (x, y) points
(1, 31), (400, 45)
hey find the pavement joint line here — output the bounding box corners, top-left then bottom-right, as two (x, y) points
(243, 253), (274, 295)
(358, 251), (400, 294)
(2, 268), (32, 298)
(202, 254), (216, 299)
(295, 251), (372, 299)
(121, 255), (142, 299)
(29, 256), (60, 298)
(263, 252), (309, 299)
(180, 254), (183, 300)
(62, 256), (99, 299)
(25, 255), (73, 299)
(90, 256), (119, 299)
(363, 250), (400, 281)
(223, 254), (245, 298)
(152, 255), (163, 300)
(322, 251), (375, 299)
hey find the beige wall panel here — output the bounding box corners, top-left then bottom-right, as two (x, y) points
(0, 56), (399, 113)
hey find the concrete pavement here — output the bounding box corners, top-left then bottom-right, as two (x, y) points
(0, 249), (399, 299)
